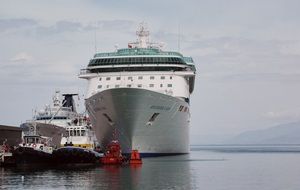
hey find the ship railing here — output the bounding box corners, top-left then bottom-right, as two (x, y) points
(79, 69), (91, 75)
(94, 49), (183, 58)
(25, 119), (37, 123)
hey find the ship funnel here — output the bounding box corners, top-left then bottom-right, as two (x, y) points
(62, 94), (78, 112)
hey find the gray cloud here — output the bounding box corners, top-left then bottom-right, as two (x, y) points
(37, 20), (83, 34)
(9, 52), (34, 62)
(263, 108), (300, 121)
(96, 20), (135, 30)
(0, 18), (135, 37)
(0, 18), (37, 32)
(214, 73), (300, 83)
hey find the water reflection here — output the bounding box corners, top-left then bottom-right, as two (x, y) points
(93, 165), (143, 190)
(3, 148), (298, 190)
(0, 155), (192, 190)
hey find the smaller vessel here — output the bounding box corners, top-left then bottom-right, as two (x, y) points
(20, 91), (77, 147)
(101, 140), (126, 165)
(13, 133), (54, 166)
(52, 115), (101, 165)
(100, 140), (143, 165)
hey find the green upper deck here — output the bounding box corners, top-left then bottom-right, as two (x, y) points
(89, 48), (194, 68)
(94, 47), (184, 58)
(83, 24), (196, 73)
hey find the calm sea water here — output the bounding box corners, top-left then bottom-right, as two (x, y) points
(1, 145), (300, 190)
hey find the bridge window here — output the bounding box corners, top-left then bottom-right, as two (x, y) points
(81, 130), (86, 136)
(98, 85), (102, 89)
(106, 77), (110, 81)
(138, 84), (142, 87)
(150, 76), (155, 80)
(161, 76), (165, 79)
(116, 77), (121, 80)
(149, 84), (154, 87)
(168, 84), (172, 87)
(73, 130), (77, 136)
(138, 76), (143, 80)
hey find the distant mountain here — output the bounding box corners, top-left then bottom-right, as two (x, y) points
(225, 122), (300, 144)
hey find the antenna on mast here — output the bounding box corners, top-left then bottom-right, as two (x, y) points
(127, 22), (164, 49)
(177, 24), (181, 52)
(94, 22), (97, 53)
(136, 22), (150, 48)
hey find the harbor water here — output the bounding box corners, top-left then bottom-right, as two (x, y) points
(1, 145), (300, 190)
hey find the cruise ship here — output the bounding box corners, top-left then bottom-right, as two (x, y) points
(79, 24), (196, 155)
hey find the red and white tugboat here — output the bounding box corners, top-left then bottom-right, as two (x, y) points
(101, 140), (126, 165)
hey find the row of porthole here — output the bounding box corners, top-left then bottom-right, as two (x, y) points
(178, 105), (189, 113)
(98, 84), (173, 89)
(99, 76), (173, 81)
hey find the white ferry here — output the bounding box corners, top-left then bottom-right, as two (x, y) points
(79, 23), (196, 155)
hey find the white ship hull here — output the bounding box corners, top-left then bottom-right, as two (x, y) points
(86, 88), (190, 155)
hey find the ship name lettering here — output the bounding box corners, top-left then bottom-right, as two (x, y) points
(150, 105), (170, 111)
(94, 107), (106, 112)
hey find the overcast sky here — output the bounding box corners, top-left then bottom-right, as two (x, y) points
(1, 0), (300, 144)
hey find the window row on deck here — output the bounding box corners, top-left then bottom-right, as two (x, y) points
(97, 83), (173, 89)
(89, 66), (190, 73)
(99, 75), (173, 81)
(88, 57), (186, 66)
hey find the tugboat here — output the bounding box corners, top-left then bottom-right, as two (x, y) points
(13, 133), (54, 166)
(100, 140), (143, 165)
(101, 140), (126, 165)
(52, 115), (101, 165)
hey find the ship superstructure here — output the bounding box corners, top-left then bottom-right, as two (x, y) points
(61, 115), (98, 149)
(79, 23), (196, 155)
(20, 91), (79, 146)
(32, 91), (78, 127)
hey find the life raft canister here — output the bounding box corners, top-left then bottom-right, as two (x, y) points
(130, 150), (142, 164)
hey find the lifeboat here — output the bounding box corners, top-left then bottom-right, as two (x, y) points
(100, 140), (125, 165)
